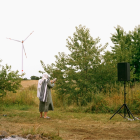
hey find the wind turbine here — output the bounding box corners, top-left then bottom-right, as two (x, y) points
(7, 31), (34, 74)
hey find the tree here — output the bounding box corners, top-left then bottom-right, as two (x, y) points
(39, 25), (108, 105)
(110, 25), (136, 81)
(66, 25), (107, 105)
(30, 76), (36, 80)
(93, 51), (117, 92)
(39, 60), (55, 77)
(110, 25), (140, 82)
(39, 53), (70, 103)
(23, 77), (28, 80)
(0, 60), (22, 97)
(111, 25), (133, 62)
(30, 76), (39, 80)
(131, 25), (140, 81)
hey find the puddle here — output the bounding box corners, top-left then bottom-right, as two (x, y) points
(1, 136), (27, 140)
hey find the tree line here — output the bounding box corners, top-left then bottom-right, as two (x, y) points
(39, 24), (140, 105)
(1, 24), (140, 102)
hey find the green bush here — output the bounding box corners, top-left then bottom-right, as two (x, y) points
(0, 62), (22, 97)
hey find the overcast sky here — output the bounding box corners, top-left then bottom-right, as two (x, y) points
(0, 0), (140, 79)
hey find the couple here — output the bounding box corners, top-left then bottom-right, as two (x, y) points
(37, 73), (56, 119)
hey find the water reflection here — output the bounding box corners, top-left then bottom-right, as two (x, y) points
(2, 136), (27, 140)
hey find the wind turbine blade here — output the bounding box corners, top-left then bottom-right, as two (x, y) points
(22, 43), (27, 58)
(6, 38), (22, 43)
(23, 31), (34, 42)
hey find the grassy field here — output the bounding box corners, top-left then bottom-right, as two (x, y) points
(0, 80), (140, 140)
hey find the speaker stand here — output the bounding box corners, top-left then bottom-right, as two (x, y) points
(110, 81), (135, 120)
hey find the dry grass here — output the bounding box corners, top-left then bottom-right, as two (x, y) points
(21, 80), (38, 88)
(104, 82), (140, 112)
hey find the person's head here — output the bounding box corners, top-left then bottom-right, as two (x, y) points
(42, 73), (48, 79)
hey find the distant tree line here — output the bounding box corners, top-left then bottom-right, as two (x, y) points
(23, 78), (28, 80)
(30, 76), (42, 80)
(39, 24), (140, 105)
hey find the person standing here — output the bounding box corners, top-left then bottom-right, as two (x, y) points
(37, 73), (55, 118)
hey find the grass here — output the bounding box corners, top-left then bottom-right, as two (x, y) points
(0, 80), (140, 139)
(0, 105), (140, 139)
(1, 103), (139, 122)
(1, 80), (140, 114)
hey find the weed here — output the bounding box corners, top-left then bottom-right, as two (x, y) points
(22, 125), (63, 140)
(22, 125), (41, 135)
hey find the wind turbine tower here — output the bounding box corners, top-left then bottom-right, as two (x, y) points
(7, 31), (34, 75)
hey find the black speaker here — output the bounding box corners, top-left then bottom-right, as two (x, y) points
(117, 62), (130, 81)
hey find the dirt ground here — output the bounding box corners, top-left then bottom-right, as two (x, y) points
(0, 80), (140, 140)
(0, 113), (140, 140)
